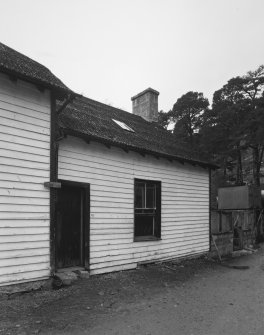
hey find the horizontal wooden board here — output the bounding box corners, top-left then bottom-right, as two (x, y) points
(0, 188), (49, 198)
(0, 73), (50, 108)
(0, 116), (50, 135)
(0, 213), (49, 220)
(0, 108), (50, 128)
(1, 219), (49, 228)
(0, 226), (49, 236)
(0, 124), (49, 142)
(0, 148), (49, 163)
(0, 270), (50, 286)
(0, 156), (49, 171)
(0, 240), (49, 251)
(0, 140), (49, 157)
(0, 204), (49, 213)
(0, 165), (49, 178)
(0, 132), (50, 150)
(0, 98), (50, 120)
(0, 247), (49, 260)
(90, 263), (137, 275)
(0, 234), (49, 243)
(0, 255), (49, 268)
(0, 180), (49, 191)
(0, 196), (49, 205)
(0, 262), (50, 277)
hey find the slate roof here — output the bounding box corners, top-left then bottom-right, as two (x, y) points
(58, 96), (216, 168)
(0, 42), (71, 94)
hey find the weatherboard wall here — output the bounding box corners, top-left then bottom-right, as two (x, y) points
(0, 73), (51, 286)
(58, 136), (210, 274)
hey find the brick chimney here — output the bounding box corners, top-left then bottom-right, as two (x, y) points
(131, 88), (159, 122)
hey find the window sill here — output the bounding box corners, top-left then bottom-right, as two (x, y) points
(134, 236), (161, 242)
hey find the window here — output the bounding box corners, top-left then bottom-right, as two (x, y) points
(134, 179), (161, 241)
(112, 119), (134, 132)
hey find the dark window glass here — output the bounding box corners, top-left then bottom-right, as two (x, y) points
(134, 179), (161, 240)
(146, 184), (156, 209)
(135, 182), (145, 208)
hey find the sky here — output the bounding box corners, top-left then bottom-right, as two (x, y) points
(1, 0), (264, 112)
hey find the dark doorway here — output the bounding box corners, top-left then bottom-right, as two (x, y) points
(56, 181), (90, 269)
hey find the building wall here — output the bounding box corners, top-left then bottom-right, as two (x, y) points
(58, 136), (210, 275)
(0, 73), (51, 286)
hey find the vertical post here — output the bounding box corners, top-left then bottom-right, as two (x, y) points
(209, 168), (212, 251)
(49, 92), (59, 274)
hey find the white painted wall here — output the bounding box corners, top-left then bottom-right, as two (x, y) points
(59, 136), (210, 275)
(0, 73), (51, 286)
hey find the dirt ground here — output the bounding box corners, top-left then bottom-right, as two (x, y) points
(1, 246), (264, 335)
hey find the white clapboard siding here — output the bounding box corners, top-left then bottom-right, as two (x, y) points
(0, 73), (51, 286)
(58, 136), (210, 275)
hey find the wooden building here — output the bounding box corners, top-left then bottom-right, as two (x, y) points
(0, 42), (216, 286)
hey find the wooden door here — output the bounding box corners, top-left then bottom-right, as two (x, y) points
(56, 184), (86, 269)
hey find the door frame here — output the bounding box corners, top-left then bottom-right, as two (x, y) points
(55, 179), (90, 270)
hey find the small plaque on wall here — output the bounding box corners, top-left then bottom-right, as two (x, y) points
(44, 182), (61, 189)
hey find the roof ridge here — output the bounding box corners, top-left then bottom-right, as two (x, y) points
(78, 95), (147, 121)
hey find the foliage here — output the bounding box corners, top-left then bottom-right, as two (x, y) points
(171, 91), (209, 145)
(158, 65), (264, 186)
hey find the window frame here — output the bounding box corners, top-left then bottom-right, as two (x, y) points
(134, 178), (161, 242)
(112, 119), (134, 132)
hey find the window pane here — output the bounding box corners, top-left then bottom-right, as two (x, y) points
(146, 185), (156, 209)
(135, 214), (154, 236)
(135, 183), (145, 208)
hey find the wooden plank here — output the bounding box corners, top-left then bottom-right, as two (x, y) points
(0, 227), (49, 235)
(90, 263), (137, 275)
(1, 219), (49, 228)
(0, 255), (49, 267)
(0, 213), (49, 220)
(0, 270), (50, 286)
(0, 234), (49, 243)
(0, 124), (49, 142)
(0, 248), (50, 260)
(0, 165), (49, 178)
(0, 140), (49, 157)
(0, 196), (49, 205)
(0, 98), (50, 120)
(0, 108), (50, 128)
(0, 204), (49, 213)
(59, 165), (132, 185)
(0, 148), (49, 163)
(0, 240), (49, 251)
(60, 140), (208, 180)
(0, 180), (49, 190)
(59, 173), (133, 190)
(0, 116), (50, 135)
(0, 263), (50, 276)
(0, 157), (49, 171)
(0, 133), (50, 150)
(0, 73), (50, 109)
(59, 155), (208, 187)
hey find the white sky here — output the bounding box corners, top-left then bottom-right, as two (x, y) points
(1, 0), (264, 112)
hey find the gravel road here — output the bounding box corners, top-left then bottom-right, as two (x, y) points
(1, 246), (263, 335)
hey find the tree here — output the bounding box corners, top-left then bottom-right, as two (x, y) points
(157, 65), (264, 186)
(158, 110), (172, 130)
(170, 91), (209, 145)
(206, 84), (247, 184)
(227, 65), (264, 186)
(200, 65), (264, 186)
